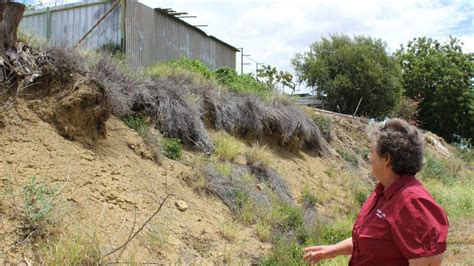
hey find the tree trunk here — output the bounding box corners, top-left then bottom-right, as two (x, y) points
(0, 1), (25, 55)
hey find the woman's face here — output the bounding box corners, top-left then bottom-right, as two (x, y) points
(368, 144), (387, 181)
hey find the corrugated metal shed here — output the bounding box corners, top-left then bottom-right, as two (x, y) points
(20, 0), (237, 70)
(125, 0), (237, 70)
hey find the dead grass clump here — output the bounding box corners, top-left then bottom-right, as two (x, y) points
(191, 85), (328, 154)
(131, 78), (213, 153)
(90, 55), (137, 118)
(247, 163), (293, 205)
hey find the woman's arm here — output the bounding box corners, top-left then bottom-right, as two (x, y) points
(409, 253), (444, 266)
(303, 237), (353, 264)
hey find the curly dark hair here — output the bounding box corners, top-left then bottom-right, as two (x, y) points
(368, 118), (424, 176)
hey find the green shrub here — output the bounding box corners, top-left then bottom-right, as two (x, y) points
(122, 114), (149, 136)
(162, 138), (183, 160)
(271, 203), (305, 234)
(309, 112), (332, 142)
(168, 57), (213, 79)
(22, 177), (57, 229)
(337, 148), (358, 167)
(262, 238), (304, 266)
(214, 68), (271, 99)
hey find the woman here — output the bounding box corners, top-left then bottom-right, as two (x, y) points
(304, 119), (449, 265)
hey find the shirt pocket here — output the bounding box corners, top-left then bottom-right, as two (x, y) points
(360, 214), (392, 240)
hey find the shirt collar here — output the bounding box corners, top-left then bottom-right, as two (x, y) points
(382, 174), (415, 199)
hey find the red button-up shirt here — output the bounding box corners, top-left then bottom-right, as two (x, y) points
(350, 175), (449, 265)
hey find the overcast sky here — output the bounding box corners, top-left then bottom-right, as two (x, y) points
(140, 0), (473, 84)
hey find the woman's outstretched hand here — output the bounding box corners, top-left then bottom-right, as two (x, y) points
(303, 245), (335, 264)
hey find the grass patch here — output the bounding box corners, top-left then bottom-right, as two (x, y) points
(214, 162), (233, 177)
(219, 221), (239, 242)
(40, 233), (102, 265)
(315, 214), (354, 245)
(162, 138), (183, 160)
(213, 132), (244, 162)
(300, 188), (318, 207)
(423, 177), (473, 220)
(142, 221), (170, 253)
(337, 148), (359, 167)
(122, 114), (149, 136)
(245, 144), (271, 167)
(421, 153), (462, 185)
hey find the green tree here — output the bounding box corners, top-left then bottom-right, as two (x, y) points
(292, 34), (402, 118)
(257, 64), (296, 93)
(397, 37), (474, 142)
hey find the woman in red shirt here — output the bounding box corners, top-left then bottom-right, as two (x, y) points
(303, 118), (449, 265)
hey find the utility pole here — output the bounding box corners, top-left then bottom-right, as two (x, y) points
(255, 62), (263, 81)
(240, 48), (251, 75)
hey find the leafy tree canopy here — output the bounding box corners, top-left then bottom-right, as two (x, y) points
(397, 37), (474, 142)
(292, 34), (402, 119)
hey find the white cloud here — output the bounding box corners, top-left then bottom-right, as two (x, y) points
(141, 0), (473, 81)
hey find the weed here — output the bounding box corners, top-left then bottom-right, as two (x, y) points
(142, 221), (170, 253)
(22, 177), (57, 232)
(256, 218), (272, 242)
(213, 132), (243, 161)
(233, 189), (257, 225)
(219, 221), (239, 242)
(337, 148), (359, 167)
(324, 164), (337, 178)
(162, 138), (183, 160)
(300, 188), (318, 207)
(122, 114), (149, 136)
(215, 162), (233, 177)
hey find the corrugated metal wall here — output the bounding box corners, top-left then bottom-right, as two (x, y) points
(125, 0), (236, 70)
(20, 0), (121, 50)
